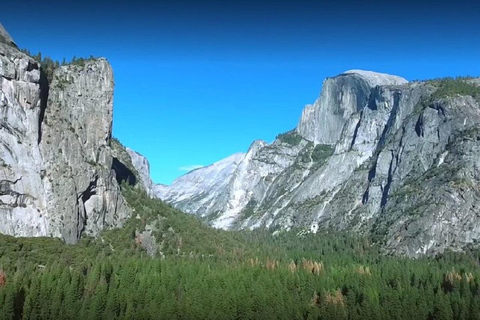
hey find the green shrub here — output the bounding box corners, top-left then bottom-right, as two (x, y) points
(311, 144), (334, 163)
(428, 77), (480, 99)
(276, 130), (303, 146)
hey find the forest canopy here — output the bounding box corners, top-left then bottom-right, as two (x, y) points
(1, 185), (480, 319)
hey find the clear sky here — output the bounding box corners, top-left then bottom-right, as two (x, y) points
(3, 0), (480, 184)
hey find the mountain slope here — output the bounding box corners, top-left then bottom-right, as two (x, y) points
(155, 152), (245, 221)
(156, 71), (480, 256)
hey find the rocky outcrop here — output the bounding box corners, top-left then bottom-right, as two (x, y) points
(156, 70), (480, 257)
(0, 28), (137, 243)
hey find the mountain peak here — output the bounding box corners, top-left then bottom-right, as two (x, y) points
(297, 69), (408, 144)
(341, 69), (408, 87)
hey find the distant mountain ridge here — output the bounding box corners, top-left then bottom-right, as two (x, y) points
(154, 152), (245, 220)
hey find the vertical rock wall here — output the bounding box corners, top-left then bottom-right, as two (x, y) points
(0, 40), (131, 243)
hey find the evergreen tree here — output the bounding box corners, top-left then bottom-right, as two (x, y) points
(0, 284), (15, 320)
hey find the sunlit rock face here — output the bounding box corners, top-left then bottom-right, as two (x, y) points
(297, 70), (408, 144)
(0, 40), (48, 238)
(154, 152), (247, 225)
(0, 30), (132, 243)
(156, 70), (480, 257)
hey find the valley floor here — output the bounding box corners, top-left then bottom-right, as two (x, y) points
(1, 186), (480, 319)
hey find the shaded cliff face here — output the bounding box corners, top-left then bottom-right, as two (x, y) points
(156, 70), (480, 257)
(0, 34), (135, 243)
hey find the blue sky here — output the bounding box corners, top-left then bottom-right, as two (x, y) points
(3, 0), (480, 184)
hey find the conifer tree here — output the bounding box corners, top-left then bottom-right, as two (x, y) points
(0, 284), (15, 320)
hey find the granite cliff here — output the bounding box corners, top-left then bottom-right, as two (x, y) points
(0, 25), (149, 243)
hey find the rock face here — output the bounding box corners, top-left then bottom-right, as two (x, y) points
(0, 23), (16, 47)
(297, 70), (407, 144)
(0, 41), (47, 238)
(39, 59), (131, 243)
(156, 70), (480, 257)
(0, 28), (138, 243)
